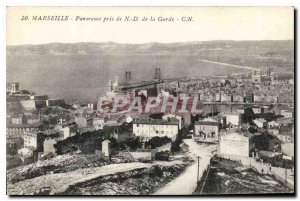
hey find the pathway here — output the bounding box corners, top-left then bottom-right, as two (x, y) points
(153, 139), (216, 195)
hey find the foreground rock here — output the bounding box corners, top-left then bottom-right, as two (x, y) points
(195, 157), (293, 194)
(8, 162), (151, 195)
(65, 164), (187, 195)
(7, 160), (190, 195)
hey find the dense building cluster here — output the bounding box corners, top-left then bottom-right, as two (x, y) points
(6, 68), (294, 174)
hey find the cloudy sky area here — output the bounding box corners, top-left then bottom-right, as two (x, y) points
(7, 7), (294, 45)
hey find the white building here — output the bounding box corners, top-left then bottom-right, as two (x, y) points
(280, 109), (294, 118)
(125, 115), (133, 123)
(60, 122), (78, 139)
(219, 132), (255, 157)
(7, 82), (19, 92)
(210, 116), (227, 129)
(252, 107), (263, 114)
(224, 113), (242, 126)
(237, 108), (246, 114)
(254, 94), (264, 103)
(43, 138), (57, 154)
(252, 69), (262, 83)
(20, 99), (47, 111)
(93, 117), (105, 130)
(232, 94), (244, 102)
(253, 118), (267, 129)
(102, 140), (111, 157)
(194, 119), (220, 142)
(268, 121), (279, 128)
(277, 125), (294, 143)
(23, 131), (44, 152)
(162, 114), (183, 129)
(11, 116), (27, 125)
(18, 147), (35, 156)
(75, 116), (93, 128)
(87, 103), (94, 109)
(220, 94), (232, 102)
(132, 118), (179, 140)
(6, 123), (40, 138)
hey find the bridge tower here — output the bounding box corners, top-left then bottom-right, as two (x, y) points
(124, 70), (132, 84)
(154, 68), (162, 82)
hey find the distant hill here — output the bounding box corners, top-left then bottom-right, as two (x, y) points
(7, 41), (294, 102)
(7, 40), (294, 58)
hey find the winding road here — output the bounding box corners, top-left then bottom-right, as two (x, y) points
(153, 139), (216, 195)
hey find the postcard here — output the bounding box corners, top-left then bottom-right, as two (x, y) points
(6, 7), (294, 195)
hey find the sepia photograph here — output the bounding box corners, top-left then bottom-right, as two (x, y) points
(6, 7), (294, 196)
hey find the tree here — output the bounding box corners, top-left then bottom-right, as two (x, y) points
(171, 138), (182, 153)
(121, 136), (142, 151)
(155, 151), (170, 161)
(147, 136), (172, 149)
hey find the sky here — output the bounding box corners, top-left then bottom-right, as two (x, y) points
(7, 7), (294, 45)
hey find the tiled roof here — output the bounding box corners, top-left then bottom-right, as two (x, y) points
(7, 123), (41, 128)
(133, 117), (179, 125)
(254, 118), (267, 123)
(195, 121), (219, 126)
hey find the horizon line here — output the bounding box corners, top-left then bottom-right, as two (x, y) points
(6, 39), (294, 47)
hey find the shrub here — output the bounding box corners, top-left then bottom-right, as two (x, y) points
(145, 136), (172, 149)
(155, 151), (170, 161)
(171, 138), (182, 153)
